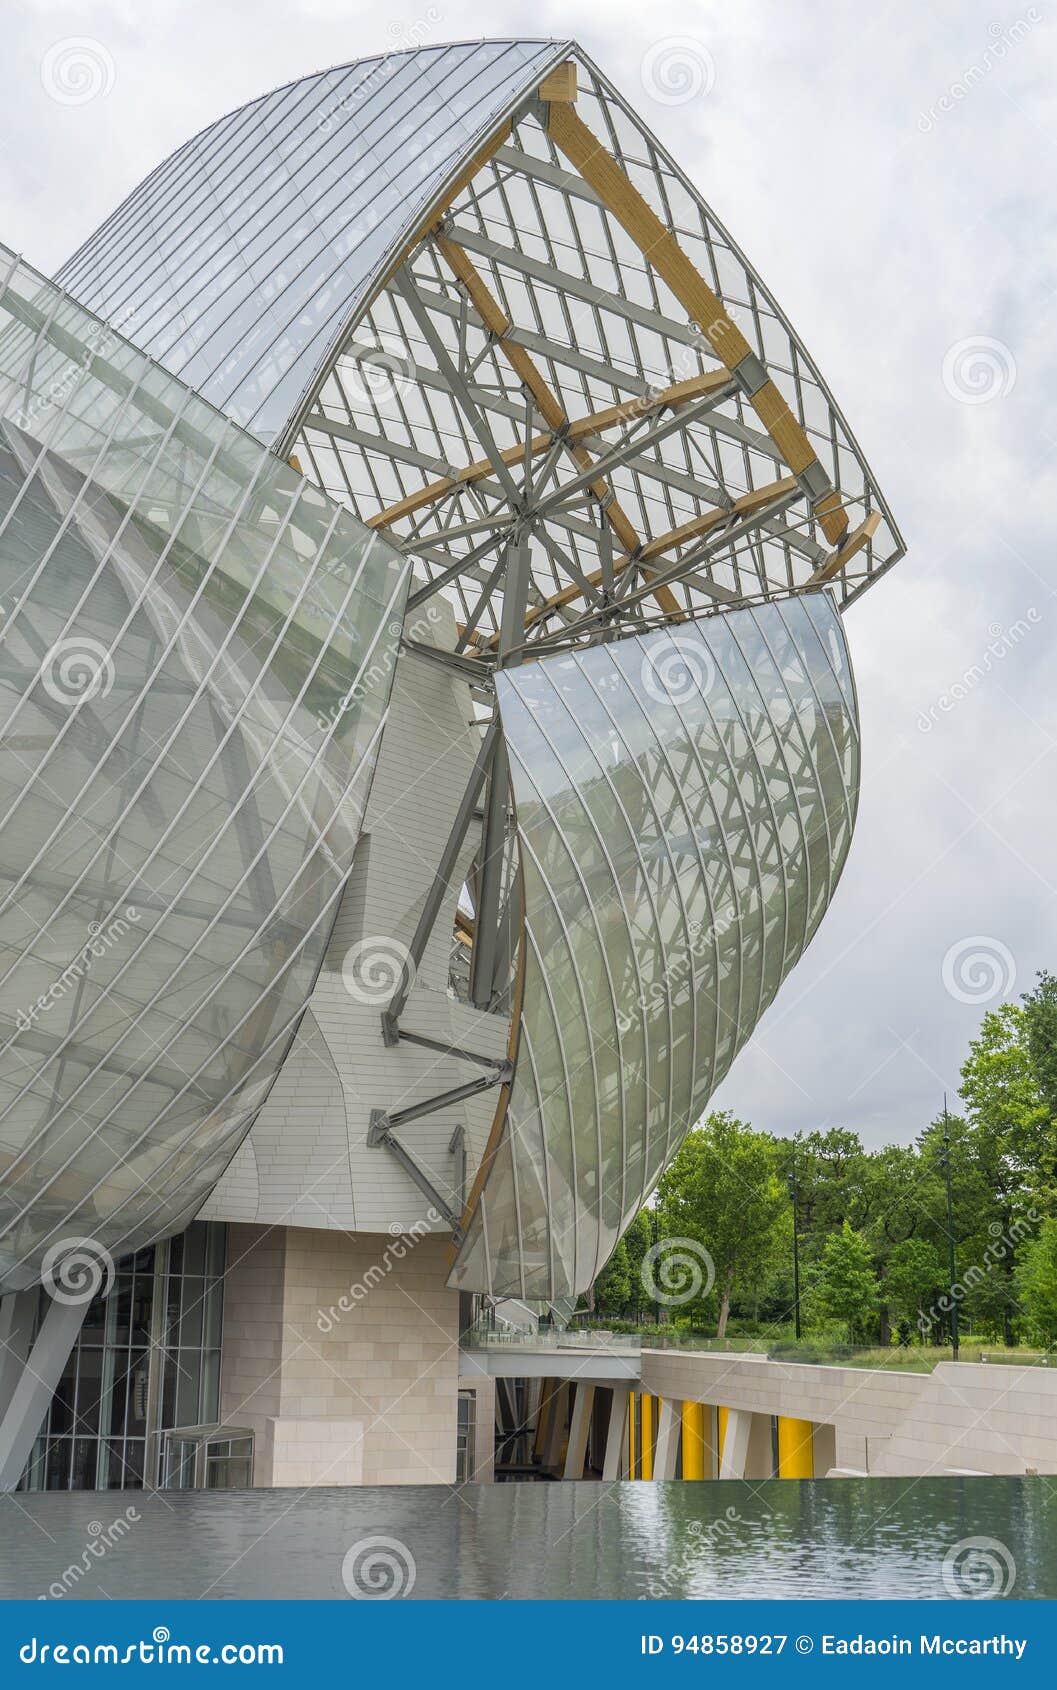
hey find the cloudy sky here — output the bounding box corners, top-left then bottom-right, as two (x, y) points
(2, 0), (1053, 1150)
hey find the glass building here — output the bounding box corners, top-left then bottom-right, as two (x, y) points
(0, 39), (903, 1492)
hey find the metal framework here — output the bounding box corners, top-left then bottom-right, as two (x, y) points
(0, 40), (906, 1311)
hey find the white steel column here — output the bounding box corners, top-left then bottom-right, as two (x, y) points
(602, 1387), (629, 1481)
(0, 1291), (36, 1419)
(718, 1407), (752, 1479)
(651, 1396), (681, 1481)
(0, 1295), (87, 1490)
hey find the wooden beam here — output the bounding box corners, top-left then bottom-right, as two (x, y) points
(545, 103), (849, 548)
(365, 368), (731, 530)
(474, 474), (797, 648)
(538, 60), (578, 103)
(375, 123), (513, 296)
(434, 232), (679, 615)
(807, 511), (881, 583)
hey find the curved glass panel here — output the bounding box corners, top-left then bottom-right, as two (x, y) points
(0, 246), (407, 1293)
(452, 594), (859, 1298)
(57, 41), (565, 442)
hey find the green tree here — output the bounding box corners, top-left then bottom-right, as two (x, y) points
(1015, 1217), (1057, 1346)
(592, 1238), (631, 1316)
(814, 1220), (879, 1341)
(884, 1236), (944, 1336)
(657, 1112), (785, 1337)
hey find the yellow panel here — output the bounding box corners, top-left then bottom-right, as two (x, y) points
(641, 1394), (654, 1481)
(776, 1415), (815, 1479)
(681, 1402), (705, 1480)
(717, 1405), (728, 1461)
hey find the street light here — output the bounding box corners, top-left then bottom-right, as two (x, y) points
(789, 1141), (802, 1341)
(940, 1096), (959, 1361)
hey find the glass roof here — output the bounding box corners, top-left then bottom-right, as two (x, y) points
(58, 41), (568, 443)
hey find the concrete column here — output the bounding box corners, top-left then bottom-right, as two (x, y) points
(651, 1396), (681, 1480)
(0, 1291), (36, 1419)
(602, 1388), (629, 1481)
(563, 1383), (596, 1479)
(746, 1411), (775, 1479)
(0, 1296), (86, 1490)
(718, 1406), (752, 1478)
(812, 1421), (837, 1477)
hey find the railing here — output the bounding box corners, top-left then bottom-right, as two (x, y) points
(462, 1325), (1055, 1372)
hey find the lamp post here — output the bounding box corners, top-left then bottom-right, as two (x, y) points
(789, 1142), (802, 1341)
(941, 1097), (959, 1361)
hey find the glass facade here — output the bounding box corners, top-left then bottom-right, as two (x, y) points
(0, 245), (407, 1294)
(454, 594), (859, 1297)
(21, 1222), (226, 1491)
(57, 41), (563, 443)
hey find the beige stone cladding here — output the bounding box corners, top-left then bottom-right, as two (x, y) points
(219, 1224), (460, 1486)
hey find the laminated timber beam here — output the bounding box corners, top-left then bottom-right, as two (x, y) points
(365, 368), (731, 531)
(540, 82), (851, 550)
(432, 232), (681, 618)
(476, 474), (797, 647)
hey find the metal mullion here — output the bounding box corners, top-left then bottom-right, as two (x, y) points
(391, 268), (523, 508)
(2, 551), (407, 1261)
(0, 488), (354, 1134)
(0, 380), (205, 832)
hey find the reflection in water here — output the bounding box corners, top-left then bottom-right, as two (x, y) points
(2, 1478), (1053, 1600)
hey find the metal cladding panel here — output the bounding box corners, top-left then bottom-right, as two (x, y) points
(451, 595), (859, 1298)
(57, 40), (566, 442)
(0, 245), (407, 1293)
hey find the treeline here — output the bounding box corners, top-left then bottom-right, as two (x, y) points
(590, 972), (1057, 1349)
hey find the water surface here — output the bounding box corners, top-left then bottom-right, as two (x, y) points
(1, 1478), (1050, 1601)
